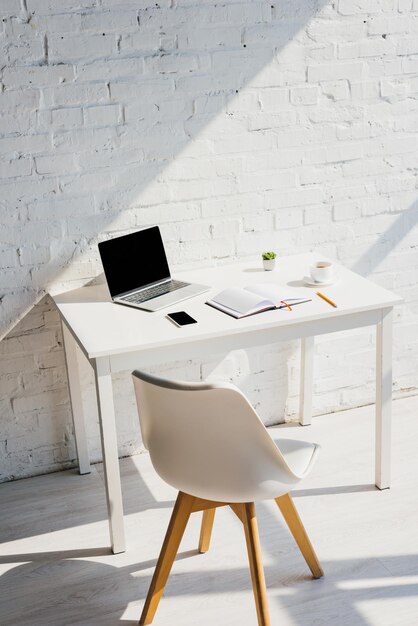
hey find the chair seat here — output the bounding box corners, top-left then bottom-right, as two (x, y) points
(274, 438), (319, 479)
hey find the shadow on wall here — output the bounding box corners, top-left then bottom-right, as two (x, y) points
(351, 199), (418, 275)
(4, 0), (418, 479)
(0, 0), (330, 339)
(0, 1), (331, 477)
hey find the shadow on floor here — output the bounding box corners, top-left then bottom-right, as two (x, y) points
(1, 542), (417, 626)
(292, 483), (377, 497)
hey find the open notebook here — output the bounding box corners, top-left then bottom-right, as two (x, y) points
(206, 283), (312, 319)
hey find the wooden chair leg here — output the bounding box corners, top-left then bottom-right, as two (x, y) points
(140, 491), (195, 625)
(198, 508), (216, 553)
(275, 492), (323, 579)
(241, 503), (271, 626)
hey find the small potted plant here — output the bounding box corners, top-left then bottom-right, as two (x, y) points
(262, 251), (277, 271)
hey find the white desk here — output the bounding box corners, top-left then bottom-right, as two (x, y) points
(52, 253), (402, 554)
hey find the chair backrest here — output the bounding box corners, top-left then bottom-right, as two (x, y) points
(132, 370), (302, 503)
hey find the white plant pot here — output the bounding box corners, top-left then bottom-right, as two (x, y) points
(263, 259), (276, 271)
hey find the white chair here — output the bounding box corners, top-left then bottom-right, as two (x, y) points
(132, 370), (323, 626)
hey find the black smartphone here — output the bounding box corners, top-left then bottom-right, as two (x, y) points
(166, 311), (197, 327)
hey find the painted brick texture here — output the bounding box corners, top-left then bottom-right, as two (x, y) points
(1, 0), (418, 481)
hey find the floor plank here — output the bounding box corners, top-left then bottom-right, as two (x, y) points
(1, 395), (418, 626)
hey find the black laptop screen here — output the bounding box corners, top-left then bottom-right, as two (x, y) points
(98, 227), (171, 298)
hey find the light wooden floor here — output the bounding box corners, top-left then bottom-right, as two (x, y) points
(1, 395), (418, 626)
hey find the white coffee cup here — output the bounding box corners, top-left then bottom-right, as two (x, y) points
(309, 261), (335, 284)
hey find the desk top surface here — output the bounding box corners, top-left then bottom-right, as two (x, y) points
(52, 253), (402, 359)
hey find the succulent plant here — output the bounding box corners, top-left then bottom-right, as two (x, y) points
(262, 251), (277, 261)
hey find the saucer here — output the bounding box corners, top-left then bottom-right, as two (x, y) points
(303, 275), (338, 287)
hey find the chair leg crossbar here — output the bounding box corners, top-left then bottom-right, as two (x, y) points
(139, 491), (323, 626)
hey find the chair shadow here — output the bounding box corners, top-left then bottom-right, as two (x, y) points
(1, 542), (417, 626)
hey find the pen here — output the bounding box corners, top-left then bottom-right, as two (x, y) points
(316, 291), (337, 308)
(281, 300), (292, 311)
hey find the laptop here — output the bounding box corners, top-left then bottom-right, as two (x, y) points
(98, 226), (210, 312)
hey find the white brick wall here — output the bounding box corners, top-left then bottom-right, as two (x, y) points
(1, 0), (418, 482)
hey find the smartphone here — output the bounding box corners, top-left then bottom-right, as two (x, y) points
(166, 311), (197, 327)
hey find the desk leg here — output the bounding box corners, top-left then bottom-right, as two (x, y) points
(375, 308), (393, 490)
(94, 357), (125, 554)
(62, 321), (91, 475)
(299, 336), (314, 426)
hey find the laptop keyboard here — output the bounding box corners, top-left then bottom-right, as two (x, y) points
(122, 280), (190, 304)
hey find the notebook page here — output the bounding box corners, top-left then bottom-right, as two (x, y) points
(211, 287), (273, 314)
(245, 283), (308, 306)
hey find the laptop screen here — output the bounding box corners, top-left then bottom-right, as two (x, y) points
(98, 226), (171, 298)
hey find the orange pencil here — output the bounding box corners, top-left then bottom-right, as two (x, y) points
(316, 291), (337, 308)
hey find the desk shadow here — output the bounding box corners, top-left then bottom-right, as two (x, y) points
(0, 455), (174, 545)
(243, 267), (266, 273)
(292, 484), (377, 497)
(0, 547), (112, 564)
